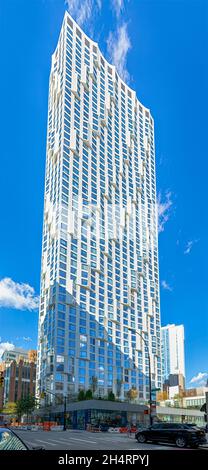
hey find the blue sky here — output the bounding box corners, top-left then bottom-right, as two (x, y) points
(0, 0), (207, 387)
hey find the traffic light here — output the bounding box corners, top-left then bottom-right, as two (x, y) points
(0, 373), (4, 388)
(40, 390), (46, 399)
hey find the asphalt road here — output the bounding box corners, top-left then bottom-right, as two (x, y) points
(14, 429), (206, 451)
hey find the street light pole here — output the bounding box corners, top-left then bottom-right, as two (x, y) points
(42, 389), (68, 431)
(63, 395), (67, 431)
(148, 352), (153, 426)
(136, 330), (152, 426)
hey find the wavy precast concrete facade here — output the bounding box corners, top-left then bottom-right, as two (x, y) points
(37, 11), (162, 403)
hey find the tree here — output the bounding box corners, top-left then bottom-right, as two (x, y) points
(91, 376), (98, 395)
(127, 387), (138, 402)
(157, 390), (168, 401)
(78, 389), (85, 401)
(108, 390), (115, 401)
(16, 399), (25, 421)
(16, 395), (37, 422)
(3, 402), (17, 415)
(85, 389), (93, 400)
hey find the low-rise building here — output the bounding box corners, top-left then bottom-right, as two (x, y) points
(156, 385), (208, 427)
(34, 398), (206, 429)
(156, 405), (205, 427)
(181, 387), (208, 410)
(1, 348), (29, 364)
(0, 366), (4, 410)
(3, 359), (36, 404)
(0, 349), (37, 405)
(35, 399), (150, 429)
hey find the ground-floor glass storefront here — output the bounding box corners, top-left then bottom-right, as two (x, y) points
(44, 408), (146, 429)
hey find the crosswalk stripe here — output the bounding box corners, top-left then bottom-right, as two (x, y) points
(68, 437), (97, 444)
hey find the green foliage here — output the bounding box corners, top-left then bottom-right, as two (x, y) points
(16, 395), (37, 419)
(3, 402), (17, 415)
(108, 390), (115, 401)
(85, 389), (93, 400)
(77, 389), (86, 401)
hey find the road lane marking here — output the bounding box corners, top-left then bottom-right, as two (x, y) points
(51, 438), (73, 443)
(35, 439), (56, 446)
(46, 439), (72, 445)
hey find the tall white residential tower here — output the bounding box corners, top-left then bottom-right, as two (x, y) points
(37, 12), (162, 403)
(161, 324), (185, 384)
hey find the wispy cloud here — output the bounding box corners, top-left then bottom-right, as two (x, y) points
(0, 278), (39, 311)
(65, 0), (102, 29)
(161, 280), (173, 292)
(0, 342), (15, 360)
(190, 372), (207, 384)
(23, 336), (32, 343)
(157, 191), (173, 233)
(111, 0), (124, 17)
(15, 336), (32, 344)
(184, 239), (199, 255)
(107, 23), (131, 82)
(66, 1), (131, 82)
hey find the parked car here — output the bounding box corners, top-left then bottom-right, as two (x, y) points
(0, 428), (44, 451)
(135, 422), (207, 448)
(136, 423), (146, 431)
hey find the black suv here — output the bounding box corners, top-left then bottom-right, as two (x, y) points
(135, 423), (207, 448)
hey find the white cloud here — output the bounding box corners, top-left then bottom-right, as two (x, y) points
(66, 1), (131, 82)
(157, 191), (173, 233)
(65, 0), (102, 28)
(107, 23), (131, 82)
(190, 372), (208, 384)
(0, 278), (39, 311)
(161, 280), (173, 292)
(15, 336), (33, 343)
(0, 342), (15, 360)
(23, 337), (33, 343)
(184, 239), (199, 255)
(111, 0), (124, 17)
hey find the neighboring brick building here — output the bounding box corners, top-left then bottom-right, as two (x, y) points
(2, 350), (37, 405)
(0, 364), (5, 409)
